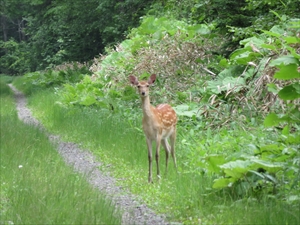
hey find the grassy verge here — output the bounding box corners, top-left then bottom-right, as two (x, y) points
(0, 77), (121, 224)
(12, 76), (300, 224)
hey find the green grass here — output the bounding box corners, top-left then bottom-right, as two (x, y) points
(12, 76), (300, 225)
(0, 75), (14, 84)
(0, 80), (121, 224)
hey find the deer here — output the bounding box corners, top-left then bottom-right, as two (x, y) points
(129, 74), (177, 183)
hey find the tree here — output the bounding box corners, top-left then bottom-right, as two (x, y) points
(1, 0), (153, 74)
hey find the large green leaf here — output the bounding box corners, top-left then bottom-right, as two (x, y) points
(278, 83), (300, 100)
(193, 24), (210, 35)
(273, 64), (300, 80)
(173, 104), (200, 118)
(289, 108), (300, 123)
(240, 36), (265, 48)
(80, 95), (97, 106)
(213, 177), (236, 189)
(262, 25), (285, 37)
(207, 73), (246, 94)
(220, 160), (252, 179)
(64, 83), (76, 95)
(230, 48), (260, 65)
(270, 55), (299, 67)
(250, 159), (284, 173)
(264, 113), (281, 127)
(284, 36), (300, 44)
(260, 43), (278, 51)
(206, 154), (226, 174)
(286, 45), (300, 59)
(262, 30), (281, 38)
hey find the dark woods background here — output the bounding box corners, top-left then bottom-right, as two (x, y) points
(1, 0), (299, 75)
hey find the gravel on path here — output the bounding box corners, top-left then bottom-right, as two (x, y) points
(8, 84), (170, 225)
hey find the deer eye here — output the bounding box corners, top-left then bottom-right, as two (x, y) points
(137, 85), (141, 88)
(146, 85), (149, 87)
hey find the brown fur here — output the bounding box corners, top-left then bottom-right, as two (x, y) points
(129, 74), (177, 183)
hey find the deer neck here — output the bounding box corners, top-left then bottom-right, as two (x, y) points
(141, 96), (154, 119)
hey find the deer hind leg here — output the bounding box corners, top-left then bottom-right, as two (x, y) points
(170, 129), (177, 171)
(155, 135), (162, 180)
(161, 139), (170, 174)
(146, 138), (153, 183)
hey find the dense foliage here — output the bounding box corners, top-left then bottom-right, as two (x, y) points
(2, 0), (300, 74)
(1, 0), (153, 74)
(19, 13), (300, 202)
(1, 0), (300, 224)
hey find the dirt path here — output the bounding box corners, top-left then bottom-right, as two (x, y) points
(8, 84), (169, 225)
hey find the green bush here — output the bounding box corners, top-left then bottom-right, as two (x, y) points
(0, 39), (31, 75)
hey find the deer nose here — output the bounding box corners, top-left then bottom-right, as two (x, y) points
(141, 92), (146, 96)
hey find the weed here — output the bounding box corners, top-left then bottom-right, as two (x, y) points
(18, 85), (299, 224)
(0, 81), (121, 224)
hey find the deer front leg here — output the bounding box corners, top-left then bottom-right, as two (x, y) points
(146, 138), (153, 183)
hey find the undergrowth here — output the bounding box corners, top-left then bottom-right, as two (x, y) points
(8, 12), (300, 225)
(0, 78), (121, 224)
(13, 77), (299, 224)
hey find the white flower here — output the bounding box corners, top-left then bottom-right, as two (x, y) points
(18, 165), (23, 168)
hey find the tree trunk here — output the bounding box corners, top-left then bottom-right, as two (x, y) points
(1, 15), (8, 42)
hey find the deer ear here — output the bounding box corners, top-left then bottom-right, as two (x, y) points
(129, 75), (139, 85)
(148, 74), (156, 84)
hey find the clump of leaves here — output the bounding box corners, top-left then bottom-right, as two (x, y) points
(132, 32), (222, 103)
(87, 16), (221, 106)
(23, 63), (91, 88)
(178, 16), (300, 205)
(197, 16), (300, 129)
(57, 75), (120, 109)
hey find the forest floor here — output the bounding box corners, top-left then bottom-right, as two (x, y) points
(8, 84), (170, 225)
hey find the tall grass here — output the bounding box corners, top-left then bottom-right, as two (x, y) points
(12, 77), (300, 225)
(0, 80), (121, 224)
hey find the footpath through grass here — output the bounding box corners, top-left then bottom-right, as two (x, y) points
(12, 76), (300, 225)
(0, 78), (121, 224)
